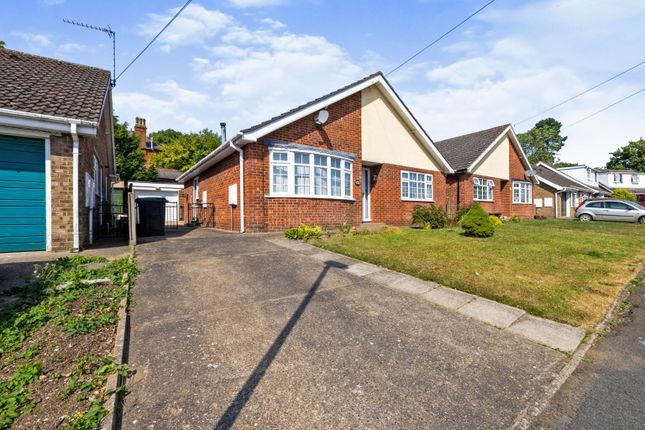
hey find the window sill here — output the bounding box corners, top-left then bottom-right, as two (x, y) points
(473, 199), (494, 202)
(512, 201), (532, 205)
(401, 198), (434, 203)
(266, 194), (355, 202)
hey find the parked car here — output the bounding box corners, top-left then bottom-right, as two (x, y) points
(575, 199), (645, 224)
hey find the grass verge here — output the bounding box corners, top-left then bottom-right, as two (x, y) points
(314, 220), (645, 328)
(0, 255), (137, 429)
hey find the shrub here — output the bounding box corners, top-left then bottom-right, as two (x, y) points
(412, 205), (448, 229)
(461, 203), (495, 238)
(338, 222), (352, 235)
(454, 206), (471, 225)
(489, 215), (502, 225)
(610, 188), (637, 202)
(284, 224), (321, 241)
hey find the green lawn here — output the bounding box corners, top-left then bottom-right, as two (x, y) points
(314, 220), (645, 328)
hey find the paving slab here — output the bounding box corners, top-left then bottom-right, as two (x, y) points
(457, 298), (526, 329)
(344, 261), (383, 277)
(266, 238), (318, 254)
(363, 269), (408, 287)
(308, 250), (357, 266)
(421, 285), (475, 309)
(387, 275), (436, 295)
(506, 315), (586, 353)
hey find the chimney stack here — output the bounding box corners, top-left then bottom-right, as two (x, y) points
(134, 117), (147, 150)
(220, 122), (227, 142)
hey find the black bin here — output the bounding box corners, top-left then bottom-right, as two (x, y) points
(136, 197), (167, 236)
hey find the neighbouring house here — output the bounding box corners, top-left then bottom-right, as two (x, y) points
(532, 162), (599, 218)
(0, 49), (115, 252)
(129, 181), (183, 226)
(176, 72), (455, 232)
(557, 164), (606, 195)
(597, 169), (645, 203)
(433, 124), (538, 217)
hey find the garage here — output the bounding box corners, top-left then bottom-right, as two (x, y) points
(0, 135), (46, 252)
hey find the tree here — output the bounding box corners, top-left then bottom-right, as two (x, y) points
(606, 138), (645, 172)
(113, 116), (157, 182)
(150, 128), (221, 172)
(0, 40), (5, 48)
(554, 161), (578, 168)
(609, 188), (636, 202)
(517, 118), (568, 165)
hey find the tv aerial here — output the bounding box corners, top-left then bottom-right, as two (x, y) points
(63, 19), (116, 87)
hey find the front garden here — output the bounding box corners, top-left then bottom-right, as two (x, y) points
(0, 255), (136, 429)
(311, 218), (645, 329)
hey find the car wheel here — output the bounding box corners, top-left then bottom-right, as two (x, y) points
(639, 216), (645, 225)
(578, 214), (592, 222)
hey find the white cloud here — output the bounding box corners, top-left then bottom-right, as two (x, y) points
(401, 0), (645, 166)
(11, 32), (52, 50)
(57, 42), (94, 54)
(138, 4), (233, 52)
(259, 17), (286, 29)
(227, 0), (287, 8)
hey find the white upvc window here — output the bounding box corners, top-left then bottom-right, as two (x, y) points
(401, 170), (433, 201)
(613, 173), (622, 183)
(512, 181), (532, 204)
(269, 149), (353, 199)
(631, 174), (639, 185)
(473, 177), (494, 201)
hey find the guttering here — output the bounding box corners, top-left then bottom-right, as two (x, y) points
(230, 139), (245, 233)
(71, 122), (81, 251)
(0, 107), (98, 136)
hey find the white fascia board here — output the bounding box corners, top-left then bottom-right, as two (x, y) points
(0, 125), (51, 139)
(536, 176), (563, 191)
(0, 110), (97, 136)
(129, 181), (184, 191)
(536, 162), (597, 193)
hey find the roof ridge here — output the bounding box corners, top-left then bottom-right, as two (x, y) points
(1, 48), (111, 75)
(434, 123), (510, 144)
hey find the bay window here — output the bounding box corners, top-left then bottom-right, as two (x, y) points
(512, 181), (532, 204)
(269, 149), (353, 199)
(401, 170), (433, 201)
(473, 177), (494, 201)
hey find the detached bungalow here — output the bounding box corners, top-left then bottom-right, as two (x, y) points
(434, 125), (537, 217)
(177, 72), (454, 232)
(533, 162), (599, 218)
(0, 49), (115, 252)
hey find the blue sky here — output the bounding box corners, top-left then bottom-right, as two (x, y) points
(2, 0), (644, 166)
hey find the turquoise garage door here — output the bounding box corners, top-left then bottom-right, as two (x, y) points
(0, 135), (46, 252)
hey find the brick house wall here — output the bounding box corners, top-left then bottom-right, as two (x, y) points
(48, 92), (115, 251)
(534, 185), (556, 218)
(449, 140), (534, 218)
(368, 163), (448, 226)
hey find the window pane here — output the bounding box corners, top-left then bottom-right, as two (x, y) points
(402, 181), (409, 198)
(314, 154), (327, 166)
(402, 172), (409, 179)
(409, 180), (417, 199)
(426, 182), (433, 200)
(331, 169), (341, 196)
(295, 165), (310, 195)
(272, 166), (288, 193)
(314, 166), (328, 195)
(344, 172), (351, 196)
(295, 153), (309, 164)
(331, 158), (340, 168)
(272, 152), (287, 161)
(344, 161), (351, 170)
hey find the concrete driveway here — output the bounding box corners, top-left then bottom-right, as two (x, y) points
(123, 229), (566, 429)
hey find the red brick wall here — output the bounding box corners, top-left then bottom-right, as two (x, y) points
(180, 152), (241, 231)
(534, 185), (556, 218)
(368, 163), (448, 225)
(451, 139), (535, 218)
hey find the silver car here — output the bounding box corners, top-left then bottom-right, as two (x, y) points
(576, 199), (645, 224)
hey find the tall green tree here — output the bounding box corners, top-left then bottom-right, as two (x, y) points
(113, 116), (157, 182)
(517, 118), (568, 165)
(0, 40), (5, 48)
(150, 128), (221, 172)
(606, 138), (645, 172)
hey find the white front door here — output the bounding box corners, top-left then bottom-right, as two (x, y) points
(362, 168), (371, 222)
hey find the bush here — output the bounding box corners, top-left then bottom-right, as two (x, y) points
(489, 215), (502, 225)
(338, 222), (352, 235)
(454, 206), (471, 225)
(610, 188), (637, 202)
(508, 215), (521, 223)
(284, 224), (321, 241)
(461, 203), (495, 238)
(412, 205), (448, 229)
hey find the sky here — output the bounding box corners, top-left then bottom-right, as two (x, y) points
(1, 0), (644, 167)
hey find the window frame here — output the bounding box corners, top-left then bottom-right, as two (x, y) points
(512, 181), (532, 204)
(631, 174), (639, 185)
(473, 177), (494, 202)
(268, 148), (354, 200)
(400, 170), (434, 202)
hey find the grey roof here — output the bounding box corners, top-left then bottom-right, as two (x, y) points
(157, 168), (182, 181)
(533, 164), (595, 192)
(434, 124), (510, 171)
(0, 48), (111, 123)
